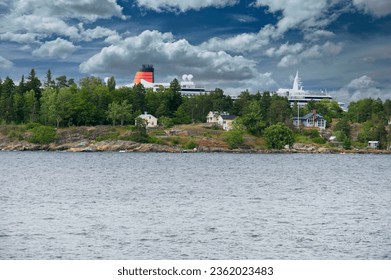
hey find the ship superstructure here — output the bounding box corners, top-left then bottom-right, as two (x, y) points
(130, 65), (207, 95)
(133, 64), (154, 84)
(276, 71), (333, 107)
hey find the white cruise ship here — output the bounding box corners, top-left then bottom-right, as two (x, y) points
(276, 71), (333, 107)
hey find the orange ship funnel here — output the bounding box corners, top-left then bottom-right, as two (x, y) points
(133, 64), (154, 84)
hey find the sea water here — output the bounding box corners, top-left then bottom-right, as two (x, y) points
(1, 152), (390, 259)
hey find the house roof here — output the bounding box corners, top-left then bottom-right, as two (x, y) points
(219, 115), (236, 120)
(293, 112), (324, 120)
(138, 113), (157, 119)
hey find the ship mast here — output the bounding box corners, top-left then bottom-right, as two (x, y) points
(292, 70), (302, 91)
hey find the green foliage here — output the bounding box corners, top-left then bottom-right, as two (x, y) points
(203, 131), (212, 138)
(343, 137), (352, 150)
(26, 69), (42, 96)
(171, 138), (180, 145)
(267, 95), (292, 125)
(27, 125), (56, 144)
(223, 129), (244, 149)
(236, 100), (267, 135)
(264, 123), (294, 149)
(313, 137), (326, 144)
(356, 120), (387, 148)
(347, 98), (386, 123)
(335, 117), (351, 136)
(304, 129), (320, 138)
(303, 99), (343, 125)
(334, 131), (348, 142)
(333, 131), (352, 149)
(159, 116), (174, 128)
(174, 105), (192, 124)
(4, 125), (25, 140)
(2, 71), (391, 151)
(236, 113), (266, 136)
(131, 118), (149, 143)
(106, 76), (116, 92)
(107, 100), (133, 126)
(183, 140), (197, 150)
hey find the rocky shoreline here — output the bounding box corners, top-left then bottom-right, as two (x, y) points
(1, 139), (390, 154)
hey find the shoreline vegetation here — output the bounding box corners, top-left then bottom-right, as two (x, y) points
(1, 70), (391, 154)
(1, 124), (390, 154)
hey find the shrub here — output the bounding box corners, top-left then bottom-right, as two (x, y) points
(148, 136), (162, 144)
(304, 129), (320, 138)
(312, 137), (326, 144)
(343, 137), (352, 150)
(264, 123), (294, 149)
(8, 130), (24, 141)
(171, 138), (180, 145)
(183, 140), (197, 150)
(27, 125), (57, 144)
(130, 118), (149, 143)
(159, 116), (174, 128)
(223, 129), (244, 149)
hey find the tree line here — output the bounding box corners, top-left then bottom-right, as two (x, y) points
(0, 69), (294, 128)
(1, 69), (391, 148)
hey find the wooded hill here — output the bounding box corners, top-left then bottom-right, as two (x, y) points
(1, 69), (391, 149)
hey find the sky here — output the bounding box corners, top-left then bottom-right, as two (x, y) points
(0, 0), (391, 105)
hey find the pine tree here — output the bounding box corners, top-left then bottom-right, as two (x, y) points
(107, 76), (116, 92)
(44, 69), (55, 89)
(17, 75), (27, 94)
(26, 69), (42, 96)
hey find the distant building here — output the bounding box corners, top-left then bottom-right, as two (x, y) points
(218, 114), (236, 131)
(276, 71), (334, 107)
(368, 141), (379, 149)
(206, 111), (220, 124)
(137, 112), (158, 128)
(293, 111), (326, 130)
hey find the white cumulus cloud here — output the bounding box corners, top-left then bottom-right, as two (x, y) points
(32, 38), (78, 59)
(0, 0), (124, 47)
(79, 29), (278, 92)
(266, 42), (304, 57)
(0, 55), (13, 69)
(273, 41), (343, 67)
(201, 24), (277, 53)
(352, 0), (391, 17)
(79, 26), (119, 42)
(0, 32), (41, 44)
(252, 0), (338, 34)
(10, 15), (80, 40)
(303, 29), (335, 42)
(9, 0), (124, 21)
(135, 0), (238, 12)
(331, 75), (391, 105)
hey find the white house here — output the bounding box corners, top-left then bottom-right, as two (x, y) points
(206, 111), (220, 123)
(137, 112), (158, 128)
(218, 115), (236, 131)
(293, 111), (326, 130)
(368, 141), (379, 149)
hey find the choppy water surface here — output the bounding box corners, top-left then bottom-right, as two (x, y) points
(1, 152), (390, 259)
